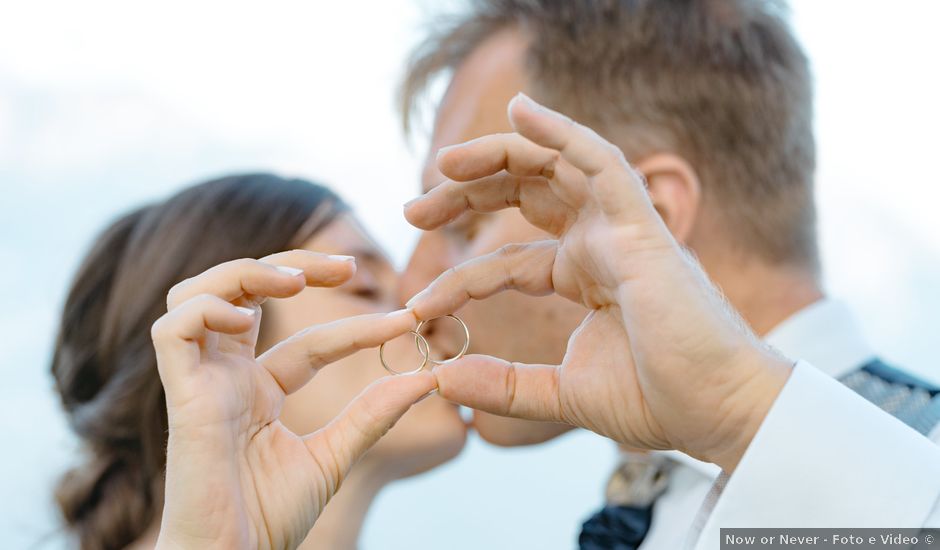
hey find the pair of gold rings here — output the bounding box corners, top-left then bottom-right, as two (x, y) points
(379, 315), (470, 375)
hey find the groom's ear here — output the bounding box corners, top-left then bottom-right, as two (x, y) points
(635, 153), (702, 245)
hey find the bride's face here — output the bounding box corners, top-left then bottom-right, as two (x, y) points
(261, 213), (467, 479)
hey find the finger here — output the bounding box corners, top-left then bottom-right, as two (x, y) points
(257, 309), (417, 395)
(151, 294), (256, 393)
(434, 354), (562, 423)
(470, 411), (574, 446)
(404, 172), (572, 236)
(258, 249), (357, 289)
(508, 93), (655, 223)
(436, 132), (561, 182)
(405, 241), (558, 320)
(435, 125), (589, 210)
(303, 372), (438, 489)
(167, 252), (356, 310)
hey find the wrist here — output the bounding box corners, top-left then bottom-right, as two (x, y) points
(155, 515), (249, 550)
(703, 349), (793, 472)
(154, 527), (198, 550)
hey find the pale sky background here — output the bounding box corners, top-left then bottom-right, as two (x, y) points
(1, 1), (938, 548)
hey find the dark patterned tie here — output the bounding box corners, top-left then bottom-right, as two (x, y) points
(579, 452), (676, 550)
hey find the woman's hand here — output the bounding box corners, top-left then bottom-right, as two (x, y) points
(151, 250), (435, 550)
(404, 94), (792, 472)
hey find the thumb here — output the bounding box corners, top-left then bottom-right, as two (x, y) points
(433, 354), (563, 423)
(303, 372), (437, 493)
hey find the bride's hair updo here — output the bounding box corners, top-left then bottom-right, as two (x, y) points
(51, 173), (347, 549)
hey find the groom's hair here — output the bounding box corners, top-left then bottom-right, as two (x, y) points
(400, 0), (818, 269)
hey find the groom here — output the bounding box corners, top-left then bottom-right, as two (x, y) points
(396, 0), (940, 547)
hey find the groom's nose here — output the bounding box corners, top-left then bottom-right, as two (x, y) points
(398, 230), (453, 307)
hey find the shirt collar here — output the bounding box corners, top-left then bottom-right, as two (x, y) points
(659, 299), (876, 478)
(764, 298), (876, 380)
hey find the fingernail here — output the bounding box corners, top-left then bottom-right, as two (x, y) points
(276, 266), (304, 277)
(510, 92), (536, 111)
(435, 144), (457, 161)
(384, 308), (414, 321)
(405, 289), (429, 309)
(517, 92), (538, 107)
(234, 306), (256, 317)
(403, 197), (420, 209)
(327, 255), (355, 262)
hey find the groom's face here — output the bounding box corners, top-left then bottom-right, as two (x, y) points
(400, 30), (585, 366)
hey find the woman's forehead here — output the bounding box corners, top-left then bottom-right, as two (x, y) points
(302, 213), (389, 264)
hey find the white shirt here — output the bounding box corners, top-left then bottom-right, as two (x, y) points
(691, 361), (940, 549)
(636, 299), (940, 550)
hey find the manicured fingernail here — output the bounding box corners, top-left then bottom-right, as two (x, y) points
(513, 91), (537, 108)
(276, 266), (304, 277)
(234, 306), (256, 317)
(435, 144), (458, 160)
(327, 255), (355, 262)
(384, 309), (413, 321)
(405, 289), (429, 309)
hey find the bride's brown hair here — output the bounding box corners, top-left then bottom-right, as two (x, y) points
(50, 173), (347, 549)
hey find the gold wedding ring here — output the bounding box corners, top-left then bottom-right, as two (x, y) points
(415, 314), (470, 365)
(379, 314), (470, 375)
(379, 330), (430, 376)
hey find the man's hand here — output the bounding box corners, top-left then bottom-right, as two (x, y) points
(405, 94), (792, 472)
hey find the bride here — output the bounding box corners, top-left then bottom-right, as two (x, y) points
(50, 173), (467, 549)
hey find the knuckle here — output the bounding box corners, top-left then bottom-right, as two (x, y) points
(165, 280), (190, 309)
(503, 362), (519, 416)
(231, 257), (257, 271)
(542, 150), (562, 178)
(348, 395), (386, 442)
(150, 316), (170, 342)
(630, 166), (649, 188)
(603, 142), (626, 163)
(497, 242), (528, 258)
(189, 293), (222, 310)
(191, 292), (214, 305)
(303, 337), (329, 369)
(442, 265), (463, 284)
(548, 149), (562, 164)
